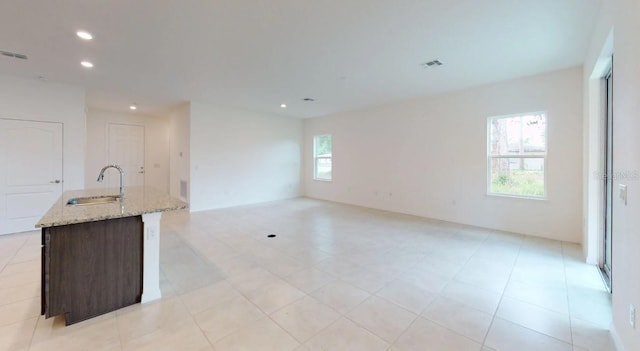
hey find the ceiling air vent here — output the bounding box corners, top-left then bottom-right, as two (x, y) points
(0, 50), (28, 60)
(420, 59), (443, 68)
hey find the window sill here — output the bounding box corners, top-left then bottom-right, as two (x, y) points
(486, 192), (547, 201)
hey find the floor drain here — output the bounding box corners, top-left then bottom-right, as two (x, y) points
(267, 234), (276, 238)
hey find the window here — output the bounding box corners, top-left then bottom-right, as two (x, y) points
(313, 134), (332, 181)
(488, 112), (546, 198)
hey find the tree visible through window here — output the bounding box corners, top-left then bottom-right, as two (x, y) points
(488, 113), (546, 198)
(314, 135), (332, 181)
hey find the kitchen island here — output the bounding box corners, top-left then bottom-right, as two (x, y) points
(36, 186), (187, 325)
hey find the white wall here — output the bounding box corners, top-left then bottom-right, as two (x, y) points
(304, 67), (583, 242)
(168, 103), (190, 201)
(582, 2), (614, 265)
(584, 0), (640, 349)
(0, 75), (86, 190)
(189, 103), (302, 211)
(85, 109), (170, 192)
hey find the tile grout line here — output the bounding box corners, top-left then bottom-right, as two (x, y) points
(561, 241), (575, 348)
(170, 279), (220, 351)
(406, 227), (490, 348)
(231, 281), (306, 349)
(383, 227), (490, 349)
(341, 294), (419, 347)
(478, 235), (523, 348)
(1, 232), (32, 273)
(26, 315), (41, 351)
(5, 232), (40, 351)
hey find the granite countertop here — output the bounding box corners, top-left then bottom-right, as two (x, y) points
(36, 186), (188, 228)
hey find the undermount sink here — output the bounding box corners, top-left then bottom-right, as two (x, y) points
(66, 195), (121, 206)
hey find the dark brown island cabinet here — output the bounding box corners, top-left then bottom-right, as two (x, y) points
(41, 216), (143, 325)
(36, 186), (188, 326)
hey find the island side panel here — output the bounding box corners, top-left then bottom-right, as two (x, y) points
(43, 216), (143, 325)
(141, 212), (162, 303)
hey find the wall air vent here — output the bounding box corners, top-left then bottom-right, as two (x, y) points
(420, 59), (443, 68)
(0, 50), (28, 60)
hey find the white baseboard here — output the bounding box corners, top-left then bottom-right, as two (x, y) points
(610, 324), (625, 351)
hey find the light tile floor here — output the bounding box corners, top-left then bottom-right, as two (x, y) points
(0, 198), (616, 350)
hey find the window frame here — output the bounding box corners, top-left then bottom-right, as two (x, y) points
(313, 134), (332, 182)
(486, 112), (548, 199)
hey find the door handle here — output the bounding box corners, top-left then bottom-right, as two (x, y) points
(50, 180), (61, 184)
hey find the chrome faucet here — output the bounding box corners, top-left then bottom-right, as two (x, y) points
(97, 164), (125, 199)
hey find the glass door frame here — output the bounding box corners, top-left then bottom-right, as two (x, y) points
(601, 66), (613, 290)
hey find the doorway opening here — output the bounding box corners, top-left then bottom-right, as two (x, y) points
(107, 123), (145, 188)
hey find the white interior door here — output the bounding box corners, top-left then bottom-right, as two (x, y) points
(0, 119), (63, 235)
(108, 123), (145, 189)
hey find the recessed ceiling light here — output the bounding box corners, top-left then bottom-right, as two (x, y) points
(129, 105), (137, 110)
(280, 103), (287, 108)
(76, 31), (93, 40)
(80, 60), (94, 68)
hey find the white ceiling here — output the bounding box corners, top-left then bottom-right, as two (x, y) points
(0, 0), (601, 118)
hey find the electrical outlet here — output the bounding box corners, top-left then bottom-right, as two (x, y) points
(619, 184), (628, 205)
(630, 304), (636, 328)
(146, 227), (157, 241)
